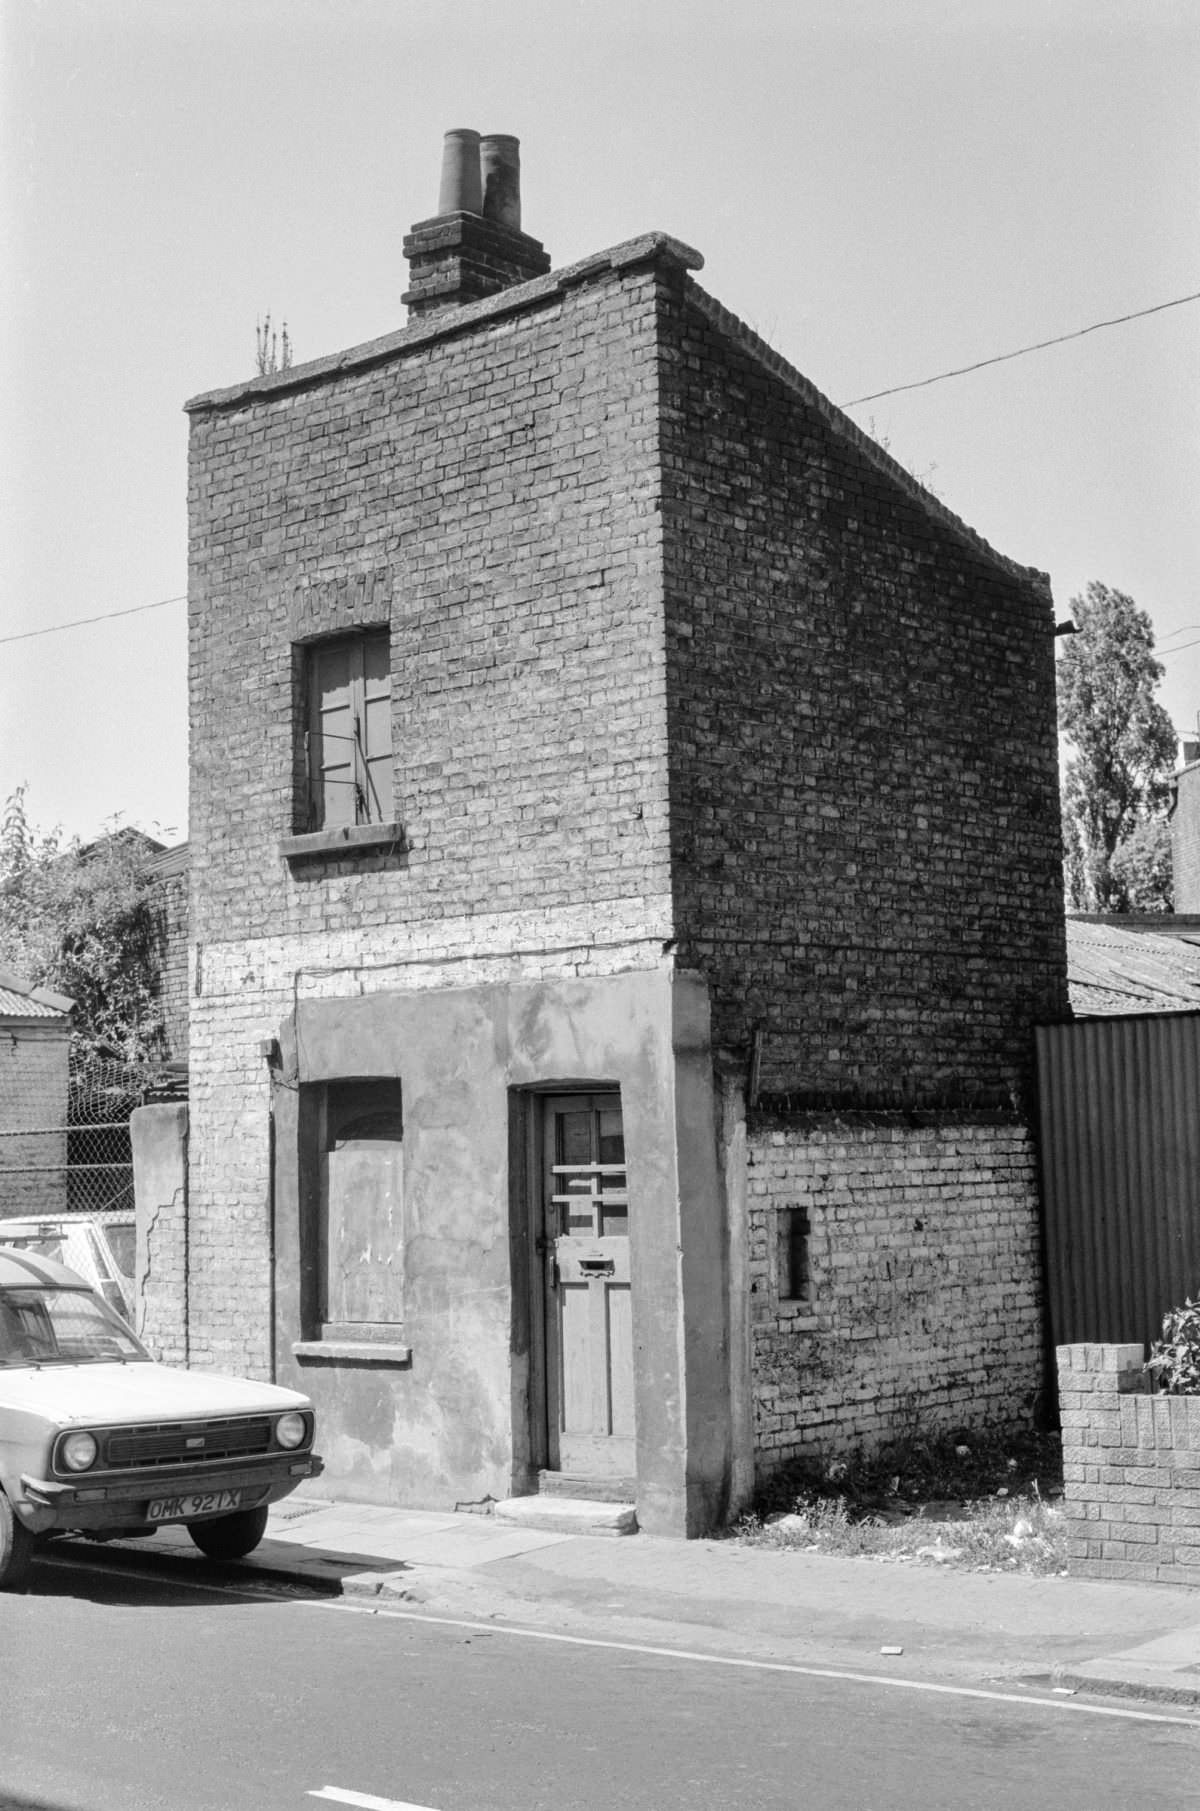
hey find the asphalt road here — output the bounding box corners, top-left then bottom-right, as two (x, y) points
(2, 1551), (1198, 1811)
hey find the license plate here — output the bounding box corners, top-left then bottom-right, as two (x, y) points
(147, 1488), (242, 1523)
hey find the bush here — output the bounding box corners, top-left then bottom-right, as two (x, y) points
(1146, 1296), (1200, 1394)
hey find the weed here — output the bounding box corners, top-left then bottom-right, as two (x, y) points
(737, 1425), (1066, 1575)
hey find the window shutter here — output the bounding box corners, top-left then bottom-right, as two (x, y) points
(306, 631), (392, 829)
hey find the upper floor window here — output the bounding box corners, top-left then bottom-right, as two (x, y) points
(305, 630), (392, 831)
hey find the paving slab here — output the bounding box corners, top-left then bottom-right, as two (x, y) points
(48, 1494), (1200, 1711)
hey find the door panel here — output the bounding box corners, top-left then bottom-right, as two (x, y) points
(540, 1093), (634, 1479)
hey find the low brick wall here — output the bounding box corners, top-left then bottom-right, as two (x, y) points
(1057, 1342), (1200, 1585)
(748, 1115), (1044, 1471)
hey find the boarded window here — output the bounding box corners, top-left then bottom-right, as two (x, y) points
(320, 1080), (404, 1333)
(305, 630), (392, 830)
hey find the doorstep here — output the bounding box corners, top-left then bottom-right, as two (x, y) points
(493, 1495), (638, 1537)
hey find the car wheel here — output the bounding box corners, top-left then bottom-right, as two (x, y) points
(0, 1490), (36, 1592)
(187, 1504), (270, 1562)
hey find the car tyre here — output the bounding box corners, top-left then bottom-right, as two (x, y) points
(187, 1504), (270, 1562)
(0, 1490), (36, 1592)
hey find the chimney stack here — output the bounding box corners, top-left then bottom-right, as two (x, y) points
(403, 129), (551, 319)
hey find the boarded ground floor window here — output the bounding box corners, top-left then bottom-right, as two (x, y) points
(318, 1079), (404, 1335)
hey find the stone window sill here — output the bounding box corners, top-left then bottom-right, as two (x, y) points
(280, 821), (406, 864)
(291, 1339), (412, 1367)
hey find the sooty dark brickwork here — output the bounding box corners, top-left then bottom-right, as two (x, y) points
(658, 276), (1067, 1103)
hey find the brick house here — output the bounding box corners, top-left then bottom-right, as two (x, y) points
(182, 131), (1068, 1534)
(0, 971), (73, 1217)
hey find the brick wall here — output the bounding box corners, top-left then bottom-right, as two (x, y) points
(0, 1025), (70, 1216)
(748, 1116), (1043, 1468)
(658, 278), (1068, 1103)
(1057, 1342), (1200, 1586)
(154, 866), (189, 1063)
(1174, 762), (1200, 912)
(185, 258), (681, 1374)
(187, 261), (672, 951)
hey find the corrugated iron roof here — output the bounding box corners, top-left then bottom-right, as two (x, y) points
(1066, 917), (1200, 1017)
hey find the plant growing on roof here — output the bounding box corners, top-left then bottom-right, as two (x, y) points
(1146, 1296), (1200, 1394)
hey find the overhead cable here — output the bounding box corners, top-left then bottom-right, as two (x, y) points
(0, 593), (186, 647)
(841, 289), (1200, 408)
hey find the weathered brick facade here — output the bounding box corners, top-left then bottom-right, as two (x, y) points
(1174, 759), (1200, 912)
(748, 1116), (1043, 1467)
(184, 187), (1067, 1524)
(0, 980), (72, 1217)
(660, 286), (1066, 1101)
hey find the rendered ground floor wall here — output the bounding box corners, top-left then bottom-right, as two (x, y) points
(183, 908), (732, 1537)
(1057, 1342), (1200, 1586)
(746, 1115), (1044, 1474)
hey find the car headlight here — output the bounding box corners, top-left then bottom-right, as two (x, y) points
(60, 1431), (99, 1472)
(275, 1411), (307, 1450)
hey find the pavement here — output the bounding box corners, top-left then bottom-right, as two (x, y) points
(49, 1494), (1200, 1713)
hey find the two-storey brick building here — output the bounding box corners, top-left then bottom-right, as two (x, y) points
(184, 131), (1068, 1534)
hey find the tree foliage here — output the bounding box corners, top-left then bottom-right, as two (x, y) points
(0, 787), (169, 1063)
(1057, 582), (1177, 911)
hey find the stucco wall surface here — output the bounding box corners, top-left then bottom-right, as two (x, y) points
(275, 966), (725, 1534)
(131, 1103), (189, 1364)
(747, 1116), (1043, 1471)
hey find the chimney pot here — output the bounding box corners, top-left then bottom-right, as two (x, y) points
(438, 128), (483, 215)
(480, 134), (522, 232)
(403, 128), (550, 318)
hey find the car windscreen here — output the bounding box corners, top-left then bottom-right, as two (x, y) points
(0, 1287), (150, 1368)
(103, 1223), (136, 1281)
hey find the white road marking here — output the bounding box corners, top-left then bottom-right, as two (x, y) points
(309, 1789), (442, 1811)
(302, 1598), (1200, 1729)
(43, 1547), (1198, 1735)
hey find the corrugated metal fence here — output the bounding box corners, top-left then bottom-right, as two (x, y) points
(1036, 1012), (1200, 1348)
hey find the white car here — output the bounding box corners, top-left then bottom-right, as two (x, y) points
(0, 1246), (322, 1590)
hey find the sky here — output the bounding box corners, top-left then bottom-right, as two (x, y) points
(2, 0), (1197, 846)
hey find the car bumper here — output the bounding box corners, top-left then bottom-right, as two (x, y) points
(16, 1452), (324, 1535)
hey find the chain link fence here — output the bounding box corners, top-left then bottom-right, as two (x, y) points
(0, 1054), (184, 1222)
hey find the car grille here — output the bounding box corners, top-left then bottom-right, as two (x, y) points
(101, 1415), (277, 1470)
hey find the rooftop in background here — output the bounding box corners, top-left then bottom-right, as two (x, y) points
(1065, 915), (1200, 1017)
(0, 972), (74, 1020)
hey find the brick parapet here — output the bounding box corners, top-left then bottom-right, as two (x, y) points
(1056, 1341), (1200, 1585)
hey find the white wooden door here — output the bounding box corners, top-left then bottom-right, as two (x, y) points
(541, 1094), (634, 1479)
